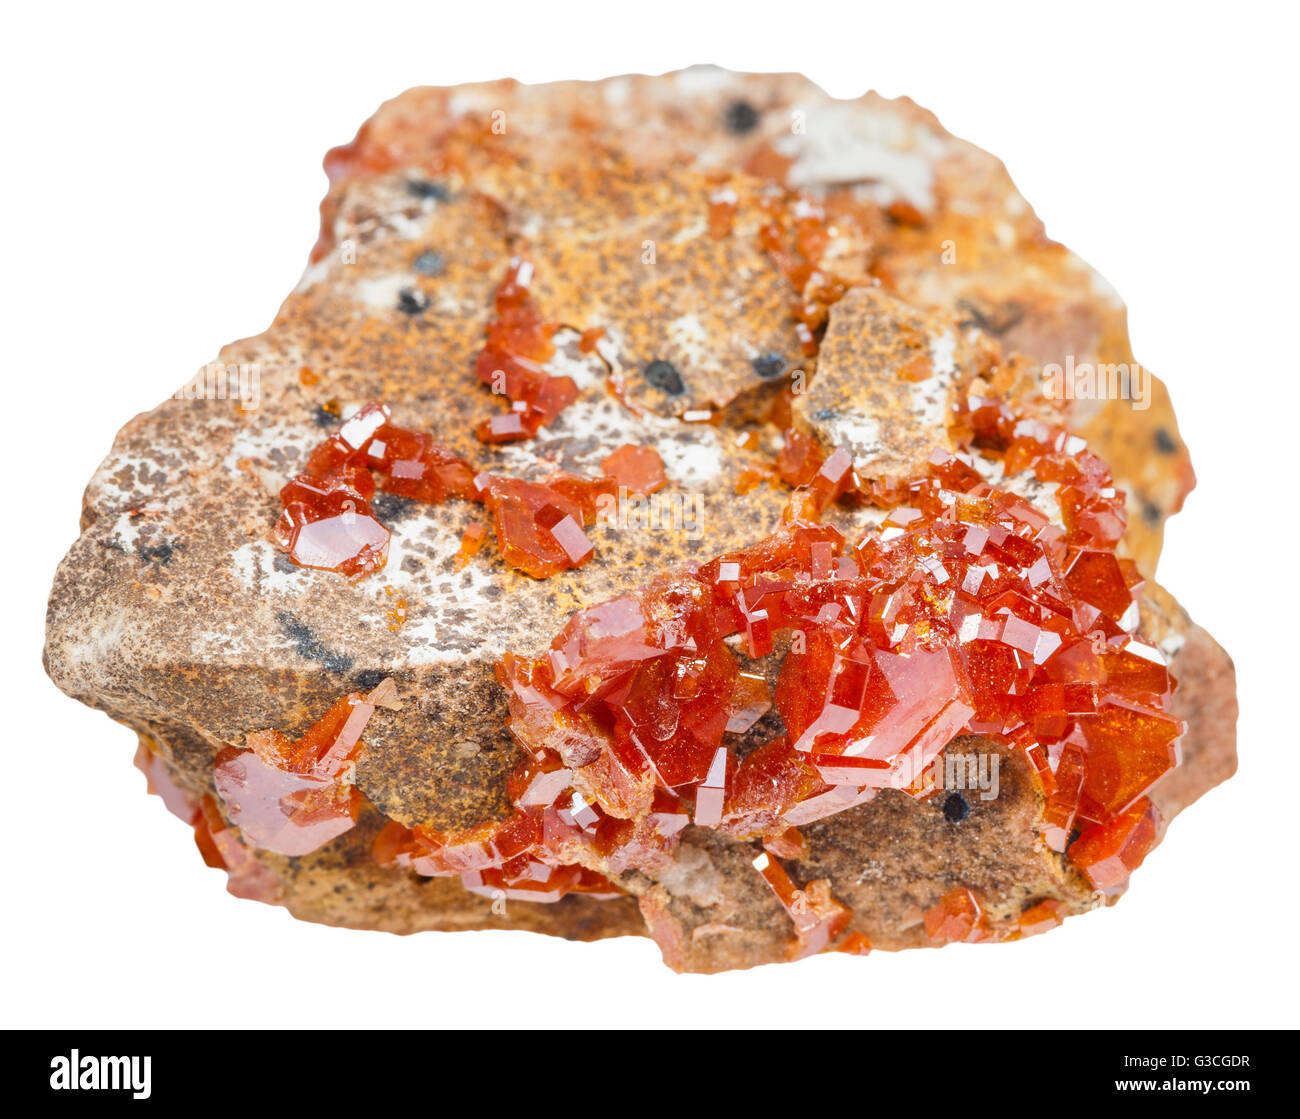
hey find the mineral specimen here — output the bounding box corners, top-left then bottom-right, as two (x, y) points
(45, 67), (1235, 972)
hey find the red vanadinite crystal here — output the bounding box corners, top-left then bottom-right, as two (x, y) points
(1067, 796), (1162, 895)
(753, 851), (852, 959)
(475, 472), (616, 579)
(136, 743), (282, 904)
(600, 444), (667, 496)
(214, 691), (378, 857)
(276, 402), (475, 580)
(474, 259), (579, 442)
(1015, 898), (1068, 937)
(924, 887), (991, 944)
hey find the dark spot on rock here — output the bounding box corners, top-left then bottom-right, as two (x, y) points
(1154, 427), (1177, 455)
(723, 100), (760, 135)
(352, 669), (387, 691)
(956, 299), (1024, 338)
(272, 553), (299, 575)
(312, 404), (340, 428)
(397, 288), (429, 315)
(482, 583), (503, 599)
(644, 359), (685, 395)
(1142, 500), (1162, 526)
(942, 792), (970, 823)
(406, 178), (449, 201)
(372, 493), (417, 522)
(813, 408), (837, 422)
(751, 352), (787, 379)
(400, 555), (421, 575)
(277, 611), (353, 674)
(138, 542), (176, 565)
(414, 250), (445, 276)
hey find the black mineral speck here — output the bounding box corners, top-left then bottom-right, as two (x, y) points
(352, 669), (387, 691)
(312, 404), (339, 428)
(372, 493), (417, 523)
(272, 553), (299, 575)
(137, 542), (175, 565)
(724, 100), (760, 135)
(751, 352), (787, 380)
(1154, 428), (1177, 455)
(942, 793), (970, 823)
(406, 178), (450, 201)
(414, 250), (445, 276)
(277, 611), (354, 675)
(1142, 500), (1163, 526)
(397, 287), (429, 315)
(644, 359), (685, 395)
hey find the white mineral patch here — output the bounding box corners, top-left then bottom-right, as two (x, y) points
(781, 105), (937, 211)
(909, 373), (951, 432)
(221, 415), (313, 480)
(230, 539), (311, 597)
(354, 274), (412, 311)
(549, 331), (606, 392)
(61, 610), (126, 668)
(667, 314), (711, 368)
(400, 562), (512, 667)
(654, 427), (724, 489)
(109, 510), (144, 552)
(88, 451), (178, 507)
(820, 415), (884, 461)
(383, 211), (432, 240)
(1158, 631), (1187, 661)
(929, 330), (957, 378)
(602, 76), (631, 107)
(294, 255), (332, 293)
(673, 65), (736, 95)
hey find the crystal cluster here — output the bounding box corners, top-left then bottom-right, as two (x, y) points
(473, 259), (579, 442)
(355, 392), (1184, 937)
(278, 400), (666, 581)
(275, 401), (475, 580)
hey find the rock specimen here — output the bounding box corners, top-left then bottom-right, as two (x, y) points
(45, 67), (1235, 971)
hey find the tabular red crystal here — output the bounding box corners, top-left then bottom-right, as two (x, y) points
(601, 444), (667, 495)
(1016, 899), (1068, 937)
(753, 852), (852, 958)
(924, 887), (991, 944)
(214, 692), (375, 857)
(477, 474), (602, 578)
(1068, 796), (1161, 895)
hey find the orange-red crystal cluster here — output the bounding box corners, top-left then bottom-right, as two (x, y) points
(276, 401), (476, 580)
(213, 691), (378, 857)
(271, 375), (1181, 935)
(478, 392), (1181, 912)
(474, 259), (579, 443)
(277, 399), (666, 581)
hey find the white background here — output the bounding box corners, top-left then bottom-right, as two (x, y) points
(4, 0), (1295, 1029)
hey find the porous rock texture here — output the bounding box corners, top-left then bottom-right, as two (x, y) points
(45, 67), (1234, 972)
